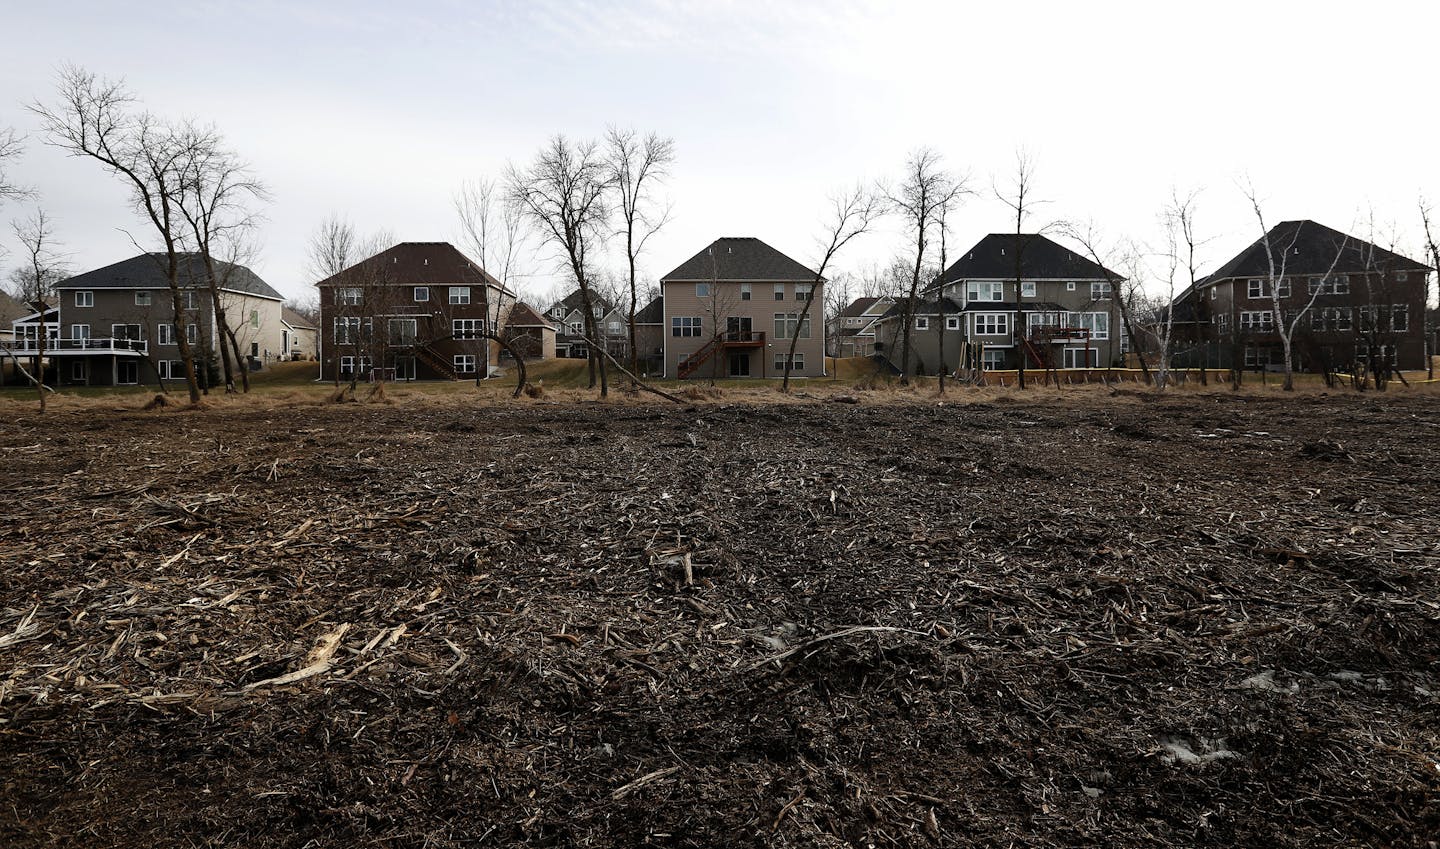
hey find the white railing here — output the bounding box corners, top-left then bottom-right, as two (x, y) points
(5, 337), (148, 354)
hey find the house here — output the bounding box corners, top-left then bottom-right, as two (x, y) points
(872, 233), (1122, 373)
(502, 301), (557, 360)
(1168, 220), (1432, 373)
(542, 291), (630, 360)
(316, 242), (513, 381)
(7, 253), (284, 387)
(0, 291), (25, 344)
(829, 296), (895, 358)
(660, 237), (824, 379)
(632, 295), (664, 375)
(280, 307), (318, 361)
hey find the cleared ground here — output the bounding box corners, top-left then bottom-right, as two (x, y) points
(0, 391), (1437, 847)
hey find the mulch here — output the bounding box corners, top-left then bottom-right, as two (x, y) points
(0, 392), (1437, 847)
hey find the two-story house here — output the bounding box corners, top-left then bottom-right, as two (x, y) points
(317, 242), (512, 382)
(660, 237), (824, 379)
(8, 253), (284, 387)
(873, 233), (1122, 373)
(633, 295), (664, 375)
(1170, 220), (1431, 373)
(830, 296), (895, 358)
(543, 291), (631, 361)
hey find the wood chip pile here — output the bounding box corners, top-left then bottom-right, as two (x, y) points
(1, 394), (1437, 847)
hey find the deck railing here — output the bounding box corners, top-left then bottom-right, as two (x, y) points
(4, 337), (149, 354)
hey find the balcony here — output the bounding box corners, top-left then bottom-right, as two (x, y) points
(4, 337), (149, 355)
(718, 330), (766, 347)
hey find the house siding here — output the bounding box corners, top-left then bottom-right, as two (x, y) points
(662, 280), (825, 378)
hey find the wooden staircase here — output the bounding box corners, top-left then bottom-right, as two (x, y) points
(677, 338), (724, 379)
(676, 331), (767, 379)
(410, 342), (460, 380)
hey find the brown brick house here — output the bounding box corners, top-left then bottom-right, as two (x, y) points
(316, 242), (513, 381)
(660, 237), (824, 379)
(1169, 220), (1432, 373)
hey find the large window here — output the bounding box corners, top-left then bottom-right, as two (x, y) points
(774, 352), (804, 373)
(1311, 307), (1352, 333)
(1248, 279), (1290, 299)
(453, 318), (485, 338)
(981, 348), (1006, 369)
(74, 290), (94, 308)
(449, 286), (471, 305)
(1239, 310), (1274, 331)
(1091, 281), (1112, 300)
(1020, 281), (1036, 298)
(158, 324), (176, 345)
(337, 288), (362, 306)
(334, 316), (361, 344)
(1065, 311), (1110, 339)
(696, 282), (710, 298)
(135, 291), (152, 306)
(973, 313), (1009, 335)
(71, 324), (90, 340)
(795, 283), (812, 301)
(157, 360), (186, 380)
(453, 354), (476, 373)
(388, 318), (417, 345)
(967, 281), (1003, 302)
(773, 313), (812, 340)
(111, 323), (144, 340)
(671, 316), (702, 337)
(184, 291), (200, 310)
(1308, 275), (1349, 296)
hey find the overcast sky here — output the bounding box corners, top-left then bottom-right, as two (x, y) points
(2, 0), (1437, 304)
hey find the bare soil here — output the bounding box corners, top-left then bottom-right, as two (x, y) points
(1, 392), (1437, 847)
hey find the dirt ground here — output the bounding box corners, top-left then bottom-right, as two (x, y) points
(1, 391), (1437, 847)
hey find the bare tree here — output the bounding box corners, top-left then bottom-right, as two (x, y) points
(308, 214), (358, 386)
(455, 177), (533, 384)
(174, 126), (268, 393)
(31, 66), (205, 403)
(8, 210), (67, 408)
(1241, 181), (1350, 391)
(605, 128), (674, 374)
(1148, 190), (1205, 389)
(0, 127), (28, 206)
(507, 135), (613, 396)
(1062, 222), (1151, 385)
(1420, 199), (1438, 381)
(888, 148), (966, 383)
(782, 185), (880, 392)
(994, 150), (1052, 389)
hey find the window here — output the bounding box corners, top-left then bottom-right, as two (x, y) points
(915, 316), (929, 330)
(1091, 281), (1112, 300)
(1309, 275), (1349, 296)
(111, 323), (144, 340)
(334, 316), (361, 344)
(973, 313), (1009, 335)
(981, 348), (1006, 369)
(184, 291), (200, 310)
(740, 283), (751, 301)
(71, 324), (90, 341)
(1240, 310), (1274, 331)
(1392, 304), (1409, 332)
(337, 287), (362, 306)
(1063, 348), (1100, 369)
(453, 318), (484, 339)
(696, 282), (710, 298)
(1245, 346), (1283, 368)
(1065, 311), (1110, 339)
(71, 361), (86, 381)
(250, 309), (260, 328)
(945, 316), (961, 330)
(75, 290), (94, 308)
(773, 313), (812, 340)
(1311, 307), (1352, 333)
(796, 283), (812, 301)
(1066, 282), (1076, 292)
(607, 320), (621, 334)
(1210, 287), (1217, 301)
(158, 324), (176, 345)
(414, 286), (430, 302)
(567, 321), (583, 336)
(135, 291), (152, 306)
(1215, 313), (1229, 333)
(1248, 279), (1290, 299)
(1027, 312), (1061, 333)
(388, 318), (417, 345)
(671, 316), (702, 337)
(967, 281), (1003, 302)
(774, 284), (785, 301)
(453, 354), (477, 373)
(1396, 272), (1408, 282)
(157, 360), (186, 380)
(340, 356), (355, 374)
(449, 286), (471, 305)
(774, 352), (804, 373)
(1021, 281), (1036, 298)
(551, 305), (566, 318)
(186, 323), (198, 344)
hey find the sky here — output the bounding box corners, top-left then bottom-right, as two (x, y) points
(1, 0), (1437, 306)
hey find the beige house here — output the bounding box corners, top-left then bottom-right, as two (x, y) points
(503, 301), (557, 360)
(660, 237), (824, 379)
(280, 307), (318, 361)
(9, 253), (284, 387)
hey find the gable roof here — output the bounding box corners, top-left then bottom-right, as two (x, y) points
(634, 295), (664, 324)
(545, 289), (614, 316)
(281, 306), (316, 329)
(506, 301), (556, 329)
(1200, 220), (1432, 284)
(939, 233), (1118, 284)
(57, 253), (284, 300)
(317, 242), (510, 293)
(0, 291), (28, 325)
(662, 237), (819, 283)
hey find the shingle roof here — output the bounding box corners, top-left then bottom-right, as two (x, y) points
(546, 289), (614, 316)
(57, 253), (284, 300)
(634, 295), (664, 324)
(317, 242), (510, 293)
(840, 296), (883, 318)
(939, 234), (1118, 283)
(506, 301), (556, 329)
(662, 237), (818, 282)
(876, 296), (964, 319)
(1200, 220), (1432, 283)
(281, 306), (316, 329)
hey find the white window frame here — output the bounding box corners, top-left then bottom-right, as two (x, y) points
(774, 284), (785, 301)
(773, 313), (811, 340)
(696, 282), (710, 298)
(967, 281), (1003, 303)
(740, 283), (752, 301)
(75, 290), (94, 308)
(71, 324), (91, 341)
(340, 355), (355, 374)
(453, 354), (477, 373)
(184, 291), (199, 310)
(334, 316), (361, 344)
(981, 348), (1006, 369)
(1020, 281), (1036, 298)
(135, 291), (152, 307)
(186, 323), (198, 344)
(453, 318), (484, 339)
(1063, 311), (1110, 340)
(449, 286), (472, 305)
(795, 283), (812, 301)
(671, 316), (702, 337)
(973, 313), (1009, 336)
(337, 287), (362, 306)
(1240, 310), (1274, 331)
(773, 351), (804, 373)
(158, 324), (176, 345)
(915, 316), (929, 331)
(1392, 304), (1409, 332)
(71, 361), (86, 381)
(945, 316), (961, 330)
(1091, 281), (1112, 300)
(414, 286), (430, 302)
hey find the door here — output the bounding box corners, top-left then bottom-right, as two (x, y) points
(726, 316), (752, 340)
(396, 357), (417, 381)
(728, 352), (750, 377)
(1063, 348), (1098, 368)
(117, 361), (138, 384)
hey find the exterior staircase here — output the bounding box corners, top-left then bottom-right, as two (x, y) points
(410, 342), (460, 380)
(677, 337), (723, 379)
